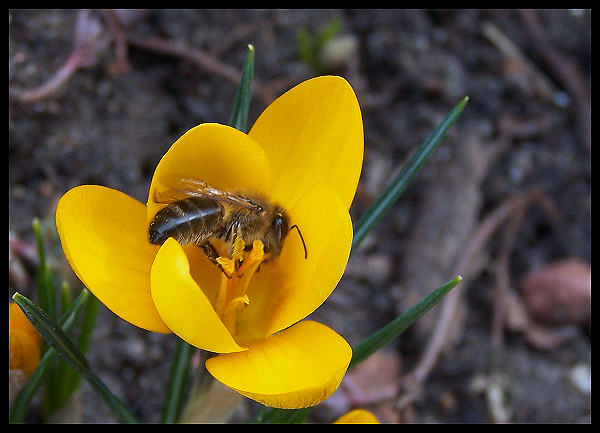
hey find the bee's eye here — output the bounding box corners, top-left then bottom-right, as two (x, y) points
(273, 213), (289, 240)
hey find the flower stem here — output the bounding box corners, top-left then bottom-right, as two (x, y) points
(161, 337), (196, 423)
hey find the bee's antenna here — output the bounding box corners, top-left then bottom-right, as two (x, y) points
(290, 225), (307, 259)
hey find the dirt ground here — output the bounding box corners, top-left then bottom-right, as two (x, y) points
(9, 10), (590, 423)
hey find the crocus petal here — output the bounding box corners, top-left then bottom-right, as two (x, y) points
(9, 328), (40, 376)
(205, 320), (352, 409)
(56, 185), (170, 333)
(147, 123), (272, 223)
(235, 182), (352, 341)
(249, 76), (363, 210)
(9, 303), (41, 376)
(150, 237), (246, 354)
(334, 409), (379, 424)
(9, 302), (41, 345)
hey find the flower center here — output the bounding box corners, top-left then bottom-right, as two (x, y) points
(213, 239), (265, 336)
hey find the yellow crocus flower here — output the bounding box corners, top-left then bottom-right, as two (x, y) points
(55, 76), (363, 409)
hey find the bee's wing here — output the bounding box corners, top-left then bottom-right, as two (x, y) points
(153, 175), (262, 211)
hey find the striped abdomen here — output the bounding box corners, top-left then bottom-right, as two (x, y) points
(148, 197), (223, 246)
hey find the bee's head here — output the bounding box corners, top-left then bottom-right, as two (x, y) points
(261, 209), (289, 261)
(262, 208), (307, 261)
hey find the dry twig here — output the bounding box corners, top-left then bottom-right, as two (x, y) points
(402, 189), (560, 399)
(482, 21), (557, 100)
(518, 10), (591, 148)
(124, 33), (278, 105)
(15, 10), (108, 103)
(14, 10), (281, 106)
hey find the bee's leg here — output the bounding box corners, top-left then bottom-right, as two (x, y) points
(152, 188), (180, 204)
(199, 242), (232, 278)
(242, 243), (265, 273)
(229, 235), (246, 272)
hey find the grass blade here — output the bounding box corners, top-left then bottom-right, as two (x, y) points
(251, 277), (461, 424)
(57, 288), (100, 412)
(161, 337), (196, 423)
(13, 292), (89, 372)
(9, 289), (89, 423)
(12, 292), (139, 424)
(351, 96), (469, 253)
(349, 276), (462, 369)
(32, 218), (56, 319)
(228, 44), (255, 133)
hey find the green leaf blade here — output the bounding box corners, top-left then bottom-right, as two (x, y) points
(13, 292), (90, 374)
(349, 276), (462, 369)
(351, 96), (469, 253)
(11, 292), (139, 424)
(161, 337), (196, 423)
(32, 218), (56, 320)
(248, 276), (461, 424)
(9, 289), (89, 424)
(228, 44), (255, 133)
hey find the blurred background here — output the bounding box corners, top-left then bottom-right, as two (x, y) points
(9, 10), (590, 423)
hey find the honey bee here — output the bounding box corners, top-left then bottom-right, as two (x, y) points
(148, 177), (306, 275)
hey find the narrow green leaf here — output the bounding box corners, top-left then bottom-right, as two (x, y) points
(60, 288), (100, 409)
(32, 218), (56, 319)
(9, 289), (89, 423)
(32, 218), (46, 264)
(351, 96), (469, 253)
(45, 283), (76, 416)
(296, 16), (341, 73)
(76, 290), (99, 358)
(12, 292), (139, 424)
(60, 281), (73, 314)
(349, 276), (462, 369)
(161, 337), (196, 423)
(33, 219), (60, 419)
(13, 292), (90, 373)
(228, 44), (255, 133)
(251, 277), (461, 424)
(84, 373), (138, 424)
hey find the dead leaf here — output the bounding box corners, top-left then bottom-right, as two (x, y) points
(519, 258), (591, 325)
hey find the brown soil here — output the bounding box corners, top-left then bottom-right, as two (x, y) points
(9, 9), (590, 423)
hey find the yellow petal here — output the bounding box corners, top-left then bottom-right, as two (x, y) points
(249, 76), (363, 210)
(147, 123), (272, 223)
(205, 320), (352, 409)
(235, 182), (352, 341)
(9, 302), (41, 345)
(9, 328), (41, 376)
(334, 409), (379, 424)
(56, 185), (170, 333)
(150, 237), (246, 353)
